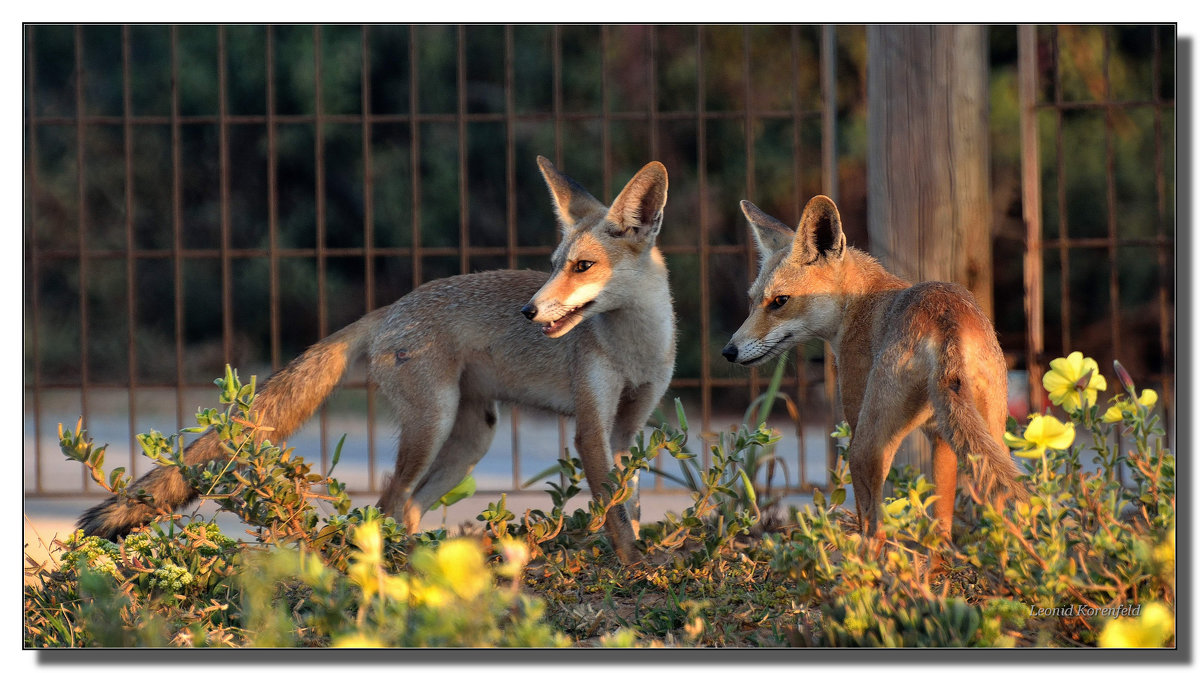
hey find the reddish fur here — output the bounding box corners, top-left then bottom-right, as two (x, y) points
(77, 309), (387, 539)
(726, 195), (1026, 546)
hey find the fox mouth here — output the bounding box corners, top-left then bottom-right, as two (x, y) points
(738, 332), (795, 366)
(540, 301), (595, 338)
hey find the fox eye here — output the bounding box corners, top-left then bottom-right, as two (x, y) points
(573, 260), (594, 273)
(769, 295), (790, 309)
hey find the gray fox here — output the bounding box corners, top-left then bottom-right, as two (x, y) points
(78, 157), (675, 564)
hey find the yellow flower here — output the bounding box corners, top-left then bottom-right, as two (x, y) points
(1007, 414), (1076, 459)
(412, 538), (490, 601)
(1043, 351), (1107, 414)
(1099, 602), (1174, 648)
(382, 574), (411, 602)
(495, 536), (530, 579)
(350, 520), (383, 567)
(1140, 388), (1158, 407)
(1153, 527), (1174, 576)
(1003, 429), (1028, 450)
(347, 520), (385, 601)
(333, 633), (386, 648)
(1102, 388), (1159, 423)
(409, 582), (450, 608)
(347, 563), (378, 602)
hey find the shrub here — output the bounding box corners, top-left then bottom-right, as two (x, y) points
(765, 353), (1174, 647)
(25, 368), (567, 648)
(25, 352), (1174, 648)
(961, 355), (1174, 646)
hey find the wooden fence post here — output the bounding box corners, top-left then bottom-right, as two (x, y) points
(866, 24), (993, 479)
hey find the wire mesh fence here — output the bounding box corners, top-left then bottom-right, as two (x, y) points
(24, 24), (1174, 502)
(1018, 24), (1175, 428)
(24, 24), (841, 499)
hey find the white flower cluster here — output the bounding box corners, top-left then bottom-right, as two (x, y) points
(62, 532), (122, 579)
(123, 531), (156, 558)
(148, 563), (195, 593)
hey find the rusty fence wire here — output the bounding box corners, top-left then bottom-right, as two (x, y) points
(24, 24), (841, 500)
(23, 24), (1176, 503)
(1018, 25), (1175, 437)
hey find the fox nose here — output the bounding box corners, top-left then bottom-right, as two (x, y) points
(721, 344), (739, 362)
(520, 303), (538, 321)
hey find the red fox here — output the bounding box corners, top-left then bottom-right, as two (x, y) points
(721, 195), (1024, 540)
(78, 157), (675, 564)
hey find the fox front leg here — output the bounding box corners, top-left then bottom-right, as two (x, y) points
(573, 362), (642, 564)
(609, 380), (671, 537)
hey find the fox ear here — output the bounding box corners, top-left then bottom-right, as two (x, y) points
(606, 161), (668, 243)
(791, 195), (845, 264)
(537, 156), (606, 232)
(740, 200), (794, 263)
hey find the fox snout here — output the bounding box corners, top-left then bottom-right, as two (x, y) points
(721, 329), (792, 367)
(520, 293), (590, 338)
(721, 343), (739, 362)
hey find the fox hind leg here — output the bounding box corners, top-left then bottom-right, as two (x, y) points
(929, 432), (958, 539)
(847, 375), (929, 542)
(848, 438), (891, 541)
(408, 398), (499, 516)
(377, 384), (460, 533)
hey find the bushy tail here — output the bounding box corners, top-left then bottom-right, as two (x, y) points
(930, 340), (1028, 504)
(77, 308), (388, 540)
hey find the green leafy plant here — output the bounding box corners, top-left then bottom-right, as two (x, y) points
(25, 353), (1174, 649)
(960, 354), (1174, 646)
(762, 353), (1173, 647)
(27, 367), (568, 648)
(234, 521), (569, 648)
